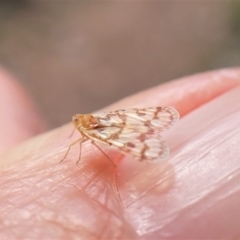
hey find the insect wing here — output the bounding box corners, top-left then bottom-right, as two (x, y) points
(95, 107), (179, 131)
(82, 107), (179, 162)
(83, 126), (169, 162)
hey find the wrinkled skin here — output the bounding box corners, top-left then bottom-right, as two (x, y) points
(0, 67), (240, 239)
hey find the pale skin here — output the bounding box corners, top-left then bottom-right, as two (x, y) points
(0, 67), (240, 239)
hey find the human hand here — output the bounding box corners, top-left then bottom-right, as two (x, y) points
(0, 67), (240, 239)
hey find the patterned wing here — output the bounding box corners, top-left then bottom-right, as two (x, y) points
(83, 126), (169, 162)
(82, 107), (179, 162)
(95, 107), (179, 132)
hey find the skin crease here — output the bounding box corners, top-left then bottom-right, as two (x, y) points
(0, 68), (240, 239)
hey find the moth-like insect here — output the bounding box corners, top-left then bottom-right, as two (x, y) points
(62, 107), (179, 164)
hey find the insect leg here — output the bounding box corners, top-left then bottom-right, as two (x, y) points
(91, 141), (116, 167)
(76, 138), (89, 165)
(60, 137), (86, 163)
(68, 127), (76, 138)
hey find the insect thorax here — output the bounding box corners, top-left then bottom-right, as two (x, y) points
(72, 114), (99, 129)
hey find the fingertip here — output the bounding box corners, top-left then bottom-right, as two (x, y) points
(0, 67), (47, 152)
(106, 67), (240, 118)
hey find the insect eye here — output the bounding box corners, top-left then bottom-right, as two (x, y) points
(72, 116), (78, 124)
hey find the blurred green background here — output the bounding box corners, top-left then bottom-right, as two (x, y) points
(0, 1), (240, 127)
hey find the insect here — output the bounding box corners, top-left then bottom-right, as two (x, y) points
(61, 107), (179, 164)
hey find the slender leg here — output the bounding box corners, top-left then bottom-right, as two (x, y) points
(68, 127), (75, 138)
(91, 141), (116, 167)
(60, 137), (86, 163)
(76, 138), (89, 165)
